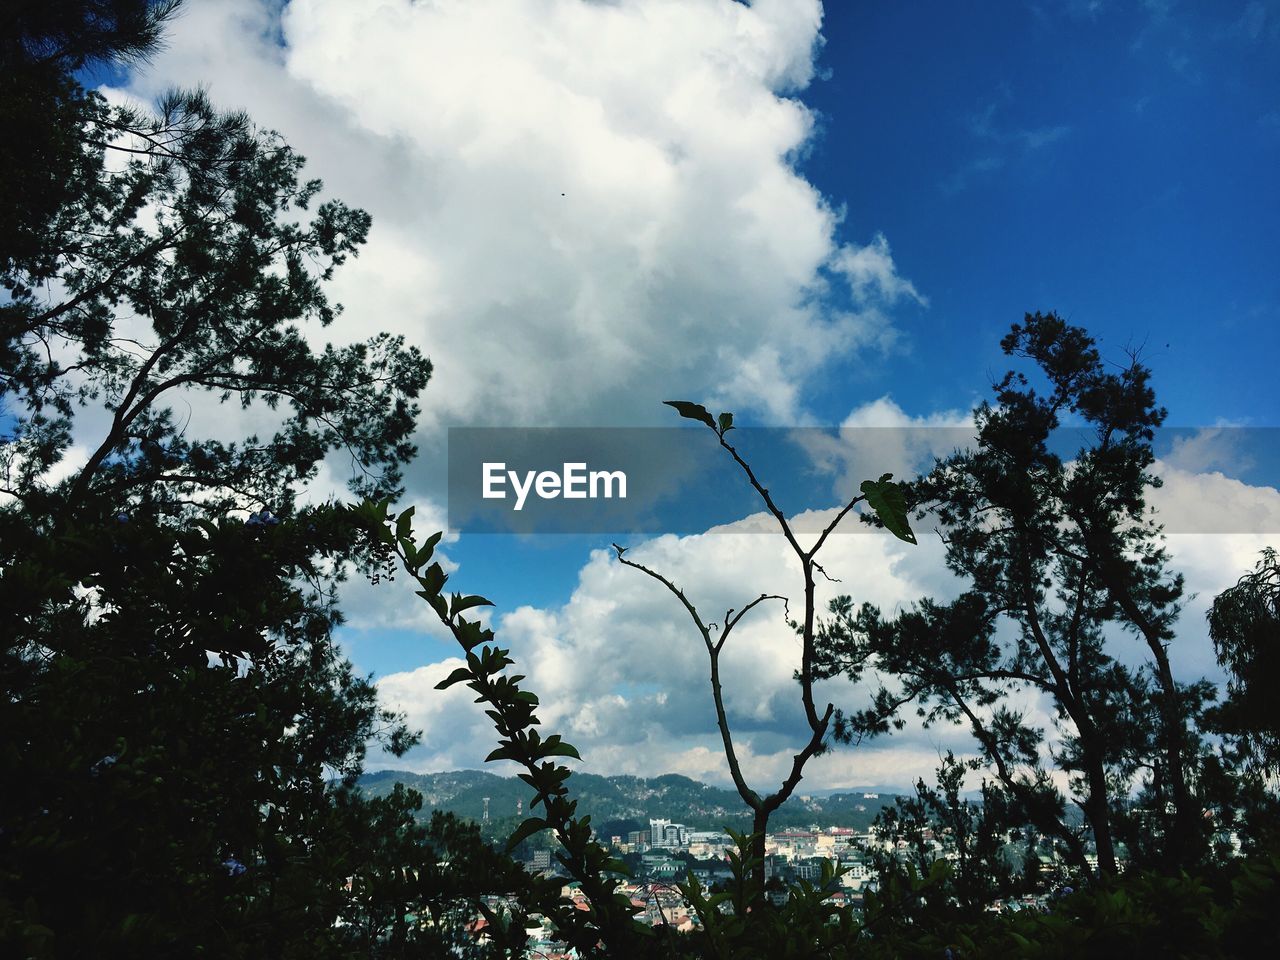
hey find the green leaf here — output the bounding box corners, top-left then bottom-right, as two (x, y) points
(434, 667), (472, 690)
(604, 857), (631, 876)
(663, 400), (716, 429)
(542, 737), (582, 760)
(926, 857), (951, 884)
(717, 411), (734, 434)
(428, 593), (448, 621)
(860, 474), (917, 544)
(505, 816), (549, 852)
(485, 745), (516, 763)
(418, 530), (443, 563)
(394, 505), (415, 539)
(420, 562), (447, 596)
(450, 593), (494, 616)
(455, 618), (489, 651)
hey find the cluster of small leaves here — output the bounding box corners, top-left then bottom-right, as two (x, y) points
(867, 754), (1029, 918)
(328, 786), (544, 959)
(1207, 547), (1280, 777)
(356, 500), (656, 958)
(853, 855), (1280, 960)
(1, 75), (432, 521)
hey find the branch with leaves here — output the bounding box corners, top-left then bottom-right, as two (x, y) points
(612, 401), (916, 896)
(357, 500), (657, 959)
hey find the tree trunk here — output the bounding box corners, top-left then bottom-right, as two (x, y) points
(1083, 528), (1199, 869)
(1145, 641), (1197, 869)
(750, 808), (771, 903)
(1082, 745), (1118, 877)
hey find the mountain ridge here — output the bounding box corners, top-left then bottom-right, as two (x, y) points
(359, 769), (907, 833)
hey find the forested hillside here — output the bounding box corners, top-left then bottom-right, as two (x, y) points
(359, 769), (901, 834)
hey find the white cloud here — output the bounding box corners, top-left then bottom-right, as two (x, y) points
(795, 395), (975, 498)
(830, 234), (927, 308)
(120, 0), (920, 440)
(109, 0), (936, 771)
(1151, 458), (1280, 536)
(0, 443), (92, 506)
(375, 658), (517, 776)
(1149, 460), (1280, 677)
(1162, 426), (1255, 476)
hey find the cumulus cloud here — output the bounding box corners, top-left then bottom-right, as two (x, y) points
(1150, 458), (1280, 536)
(795, 395), (975, 499)
(1149, 459), (1280, 677)
(120, 0), (921, 445)
(1162, 426), (1256, 476)
(101, 0), (937, 647)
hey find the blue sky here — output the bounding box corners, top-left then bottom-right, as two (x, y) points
(100, 0), (1280, 789)
(802, 0), (1279, 426)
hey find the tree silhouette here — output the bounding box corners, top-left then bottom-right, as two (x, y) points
(0, 5), (524, 955)
(1209, 547), (1280, 776)
(815, 313), (1205, 877)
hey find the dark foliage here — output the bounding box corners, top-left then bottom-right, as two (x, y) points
(1208, 547), (1280, 776)
(3, 1), (430, 520)
(1, 5), (519, 956)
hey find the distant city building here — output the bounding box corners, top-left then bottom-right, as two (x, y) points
(840, 859), (871, 887)
(688, 831), (731, 844)
(688, 831), (733, 859)
(794, 858), (825, 881)
(649, 818), (689, 847)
